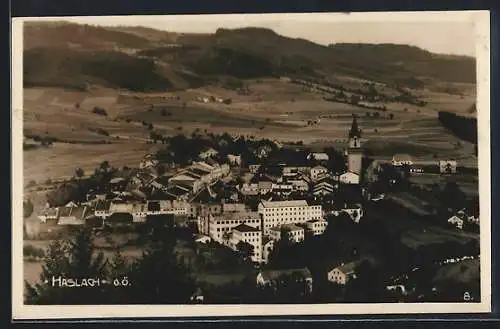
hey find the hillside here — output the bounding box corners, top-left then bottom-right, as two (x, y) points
(23, 22), (476, 92)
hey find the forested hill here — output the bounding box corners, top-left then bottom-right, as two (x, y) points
(23, 22), (476, 92)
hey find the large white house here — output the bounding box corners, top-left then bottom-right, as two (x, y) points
(328, 261), (360, 285)
(258, 200), (323, 235)
(197, 211), (261, 242)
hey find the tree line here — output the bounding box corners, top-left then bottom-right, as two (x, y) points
(438, 111), (477, 144)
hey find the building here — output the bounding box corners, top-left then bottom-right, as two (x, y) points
(271, 183), (293, 196)
(440, 160), (458, 174)
(269, 224), (305, 243)
(392, 154), (413, 167)
(139, 154), (159, 169)
(256, 267), (313, 294)
(199, 147), (219, 160)
(227, 154), (242, 166)
(38, 207), (59, 223)
(198, 211), (261, 242)
(248, 164), (261, 174)
(310, 165), (328, 181)
(327, 261), (360, 285)
(258, 200), (323, 235)
(448, 215), (464, 229)
(282, 166), (311, 177)
(169, 161), (230, 194)
(57, 206), (88, 225)
(288, 178), (310, 192)
(307, 152), (329, 162)
(339, 171), (360, 185)
(230, 224), (263, 263)
(346, 117), (363, 175)
(331, 203), (364, 223)
(313, 178), (336, 196)
(258, 181), (273, 195)
(194, 234), (212, 244)
(240, 183), (259, 196)
(304, 219), (328, 236)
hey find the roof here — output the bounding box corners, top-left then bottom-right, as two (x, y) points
(331, 261), (360, 275)
(210, 211), (260, 223)
(258, 181), (273, 189)
(260, 268), (312, 282)
(95, 200), (112, 211)
(233, 223), (260, 233)
(59, 206), (87, 219)
(110, 177), (126, 184)
(309, 152), (329, 160)
(312, 165), (328, 171)
(260, 200), (308, 208)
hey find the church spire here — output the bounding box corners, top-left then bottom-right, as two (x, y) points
(349, 116), (361, 139)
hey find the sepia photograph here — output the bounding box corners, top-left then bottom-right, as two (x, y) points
(11, 10), (491, 319)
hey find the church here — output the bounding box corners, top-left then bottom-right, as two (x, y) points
(340, 116), (364, 185)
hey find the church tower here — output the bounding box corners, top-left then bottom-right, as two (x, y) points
(346, 116), (363, 175)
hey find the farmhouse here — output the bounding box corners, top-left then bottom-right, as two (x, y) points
(57, 206), (88, 225)
(327, 261), (360, 285)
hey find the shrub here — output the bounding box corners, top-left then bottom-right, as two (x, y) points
(92, 107), (108, 116)
(24, 245), (45, 260)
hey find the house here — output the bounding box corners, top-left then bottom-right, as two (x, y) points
(310, 165), (328, 181)
(255, 145), (273, 159)
(448, 215), (464, 229)
(231, 224), (263, 263)
(57, 206), (88, 225)
(256, 267), (313, 294)
(307, 152), (329, 162)
(303, 219), (328, 236)
(240, 183), (259, 196)
(258, 181), (273, 195)
(269, 223), (305, 243)
(227, 154), (242, 166)
(139, 155), (159, 169)
(271, 183), (293, 196)
(331, 203), (364, 223)
(339, 171), (360, 185)
(327, 261), (360, 285)
(248, 164), (261, 174)
(439, 160), (458, 174)
(94, 200), (112, 218)
(282, 166), (311, 177)
(288, 178), (310, 192)
(199, 147), (219, 160)
(313, 178), (335, 196)
(194, 234), (211, 244)
(392, 154), (413, 167)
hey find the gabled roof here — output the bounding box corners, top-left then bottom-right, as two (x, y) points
(330, 261), (360, 275)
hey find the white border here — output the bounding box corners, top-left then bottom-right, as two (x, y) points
(11, 11), (492, 320)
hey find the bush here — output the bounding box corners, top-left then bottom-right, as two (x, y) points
(24, 245), (45, 260)
(92, 107), (108, 116)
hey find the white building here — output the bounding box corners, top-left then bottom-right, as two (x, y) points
(229, 224), (263, 263)
(240, 183), (259, 196)
(331, 204), (364, 223)
(198, 211), (261, 242)
(304, 219), (328, 236)
(439, 160), (458, 174)
(199, 148), (219, 160)
(288, 178), (310, 192)
(227, 154), (242, 166)
(282, 166), (311, 177)
(310, 165), (328, 181)
(269, 224), (305, 243)
(248, 164), (261, 174)
(327, 261), (359, 285)
(339, 171), (360, 185)
(307, 152), (329, 162)
(258, 200), (323, 235)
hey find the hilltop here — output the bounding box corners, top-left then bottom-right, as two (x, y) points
(24, 22), (476, 92)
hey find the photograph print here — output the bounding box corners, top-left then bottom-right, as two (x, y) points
(12, 10), (491, 319)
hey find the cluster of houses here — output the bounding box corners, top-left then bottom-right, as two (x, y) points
(447, 209), (479, 230)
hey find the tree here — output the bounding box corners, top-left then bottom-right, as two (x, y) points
(99, 161), (110, 172)
(389, 113), (394, 120)
(25, 229), (109, 305)
(236, 241), (254, 260)
(125, 230), (197, 304)
(75, 168), (85, 179)
(350, 94), (360, 105)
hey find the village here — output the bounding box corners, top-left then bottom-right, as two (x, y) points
(29, 116), (480, 303)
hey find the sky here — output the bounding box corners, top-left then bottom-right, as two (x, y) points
(28, 11), (482, 57)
